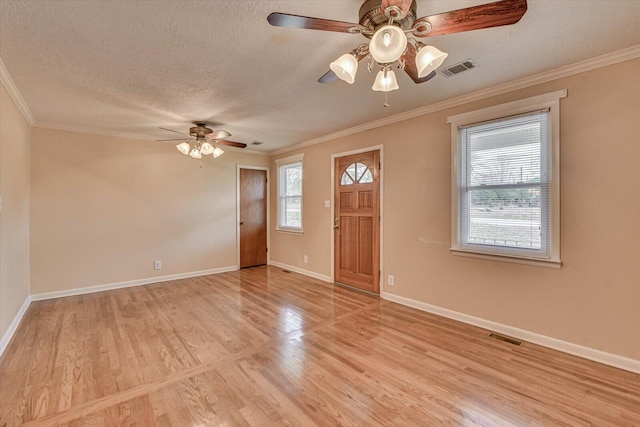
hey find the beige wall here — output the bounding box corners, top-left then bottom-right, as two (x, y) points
(30, 128), (269, 294)
(270, 58), (640, 361)
(0, 84), (31, 339)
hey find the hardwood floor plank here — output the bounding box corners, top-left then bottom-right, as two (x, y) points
(1, 266), (639, 426)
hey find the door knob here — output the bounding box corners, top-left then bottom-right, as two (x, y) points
(333, 218), (339, 229)
(240, 222), (245, 225)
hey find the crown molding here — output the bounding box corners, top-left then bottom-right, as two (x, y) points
(34, 121), (269, 155)
(0, 56), (35, 125)
(270, 44), (640, 157)
(34, 121), (157, 141)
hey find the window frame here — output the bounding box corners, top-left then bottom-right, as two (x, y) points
(275, 153), (304, 233)
(448, 90), (565, 268)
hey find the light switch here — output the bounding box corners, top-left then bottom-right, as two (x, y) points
(324, 200), (330, 208)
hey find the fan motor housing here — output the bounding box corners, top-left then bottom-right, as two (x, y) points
(189, 124), (212, 138)
(358, 0), (417, 37)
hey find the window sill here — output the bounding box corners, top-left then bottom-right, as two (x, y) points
(276, 228), (303, 235)
(450, 248), (562, 269)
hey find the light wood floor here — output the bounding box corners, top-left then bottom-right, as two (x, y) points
(1, 267), (639, 426)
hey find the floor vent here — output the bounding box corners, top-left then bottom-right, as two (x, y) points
(440, 59), (477, 78)
(282, 269), (291, 273)
(489, 332), (522, 346)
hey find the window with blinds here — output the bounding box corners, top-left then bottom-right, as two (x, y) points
(448, 90), (565, 266)
(458, 110), (552, 258)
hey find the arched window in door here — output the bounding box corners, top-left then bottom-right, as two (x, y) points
(340, 162), (373, 185)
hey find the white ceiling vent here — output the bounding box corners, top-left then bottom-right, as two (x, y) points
(440, 60), (478, 78)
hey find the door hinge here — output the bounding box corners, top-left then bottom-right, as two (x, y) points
(378, 161), (381, 170)
(266, 247), (269, 253)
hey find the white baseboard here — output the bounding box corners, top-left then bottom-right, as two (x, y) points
(268, 261), (333, 283)
(382, 292), (640, 375)
(31, 266), (238, 301)
(0, 295), (32, 358)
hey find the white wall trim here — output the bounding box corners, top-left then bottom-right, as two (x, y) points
(237, 165), (270, 268)
(269, 260), (333, 283)
(382, 292), (640, 375)
(274, 153), (304, 165)
(0, 296), (32, 358)
(270, 45), (640, 156)
(30, 266), (238, 301)
(0, 56), (35, 125)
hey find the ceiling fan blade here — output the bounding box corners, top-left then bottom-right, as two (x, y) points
(207, 130), (231, 140)
(318, 70), (338, 84)
(159, 127), (190, 137)
(402, 44), (437, 84)
(216, 140), (247, 149)
(381, 0), (413, 20)
(267, 12), (359, 33)
(318, 49), (369, 84)
(413, 0), (527, 37)
(406, 68), (436, 84)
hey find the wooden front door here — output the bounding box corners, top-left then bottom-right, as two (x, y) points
(334, 150), (380, 293)
(239, 168), (267, 268)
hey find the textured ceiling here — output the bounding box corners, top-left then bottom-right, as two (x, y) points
(0, 0), (639, 152)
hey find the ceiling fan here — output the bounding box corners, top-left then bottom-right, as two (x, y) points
(268, 0), (527, 104)
(157, 122), (247, 159)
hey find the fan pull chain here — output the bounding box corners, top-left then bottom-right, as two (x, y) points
(383, 67), (390, 107)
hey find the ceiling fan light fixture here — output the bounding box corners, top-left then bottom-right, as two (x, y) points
(369, 24), (407, 64)
(189, 147), (202, 159)
(201, 141), (214, 155)
(372, 68), (399, 92)
(330, 53), (358, 84)
(415, 43), (448, 78)
(213, 146), (224, 158)
(176, 142), (190, 155)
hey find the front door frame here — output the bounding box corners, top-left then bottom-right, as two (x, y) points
(237, 165), (270, 268)
(330, 145), (384, 294)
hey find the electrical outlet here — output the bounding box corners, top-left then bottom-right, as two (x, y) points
(387, 275), (395, 286)
(154, 260), (162, 270)
(303, 255), (308, 264)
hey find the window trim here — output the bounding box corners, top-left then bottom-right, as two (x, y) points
(275, 153), (304, 233)
(448, 90), (566, 268)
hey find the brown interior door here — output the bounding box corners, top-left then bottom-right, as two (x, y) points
(334, 150), (380, 293)
(240, 168), (267, 268)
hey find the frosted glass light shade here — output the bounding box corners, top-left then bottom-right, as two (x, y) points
(416, 45), (448, 77)
(369, 25), (407, 64)
(330, 53), (358, 84)
(372, 69), (399, 92)
(176, 142), (190, 155)
(213, 146), (224, 158)
(189, 147), (202, 159)
(200, 141), (214, 155)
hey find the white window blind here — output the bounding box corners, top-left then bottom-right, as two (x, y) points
(458, 109), (552, 258)
(276, 156), (303, 231)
